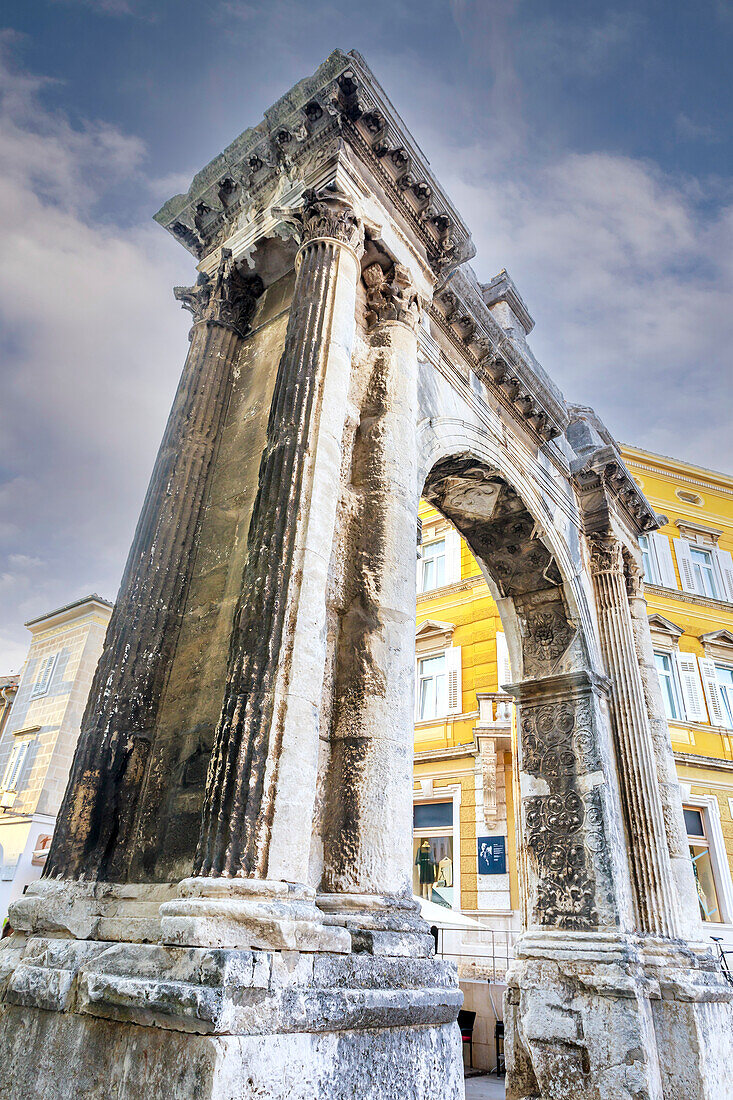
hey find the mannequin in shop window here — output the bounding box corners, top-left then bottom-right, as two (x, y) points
(415, 839), (436, 899)
(436, 853), (453, 888)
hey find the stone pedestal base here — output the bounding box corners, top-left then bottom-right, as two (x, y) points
(0, 931), (464, 1100)
(505, 931), (733, 1100)
(0, 1005), (462, 1100)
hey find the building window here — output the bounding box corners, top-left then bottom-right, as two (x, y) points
(413, 801), (454, 909)
(2, 741), (29, 791)
(684, 806), (723, 923)
(30, 654), (57, 699)
(655, 651), (683, 720)
(715, 665), (733, 728)
(638, 535), (656, 584)
(417, 653), (447, 720)
(689, 547), (719, 599)
(420, 538), (446, 592)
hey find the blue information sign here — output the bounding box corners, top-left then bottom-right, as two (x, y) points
(477, 835), (506, 875)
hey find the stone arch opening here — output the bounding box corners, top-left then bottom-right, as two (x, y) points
(422, 453), (583, 685)
(419, 450), (628, 945)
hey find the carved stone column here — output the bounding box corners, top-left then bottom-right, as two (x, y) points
(588, 533), (681, 937)
(626, 558), (701, 937)
(317, 263), (425, 944)
(45, 251), (262, 882)
(190, 189), (364, 882)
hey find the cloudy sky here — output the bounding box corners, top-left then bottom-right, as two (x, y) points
(0, 0), (731, 669)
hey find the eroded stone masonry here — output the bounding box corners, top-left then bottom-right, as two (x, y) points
(0, 49), (731, 1100)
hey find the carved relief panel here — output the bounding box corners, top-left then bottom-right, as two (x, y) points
(518, 686), (611, 931)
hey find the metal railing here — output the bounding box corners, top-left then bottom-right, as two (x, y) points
(435, 925), (519, 983)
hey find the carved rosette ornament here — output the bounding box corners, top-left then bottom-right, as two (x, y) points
(362, 262), (420, 330)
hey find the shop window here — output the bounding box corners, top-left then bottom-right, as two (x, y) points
(654, 651), (684, 721)
(413, 800), (454, 909)
(684, 805), (723, 923)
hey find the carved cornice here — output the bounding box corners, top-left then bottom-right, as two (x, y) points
(154, 49), (473, 277)
(362, 261), (420, 330)
(429, 268), (568, 442)
(572, 446), (660, 535)
(173, 248), (263, 336)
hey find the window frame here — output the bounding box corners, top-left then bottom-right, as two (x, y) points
(680, 792), (733, 926)
(2, 740), (29, 791)
(30, 653), (57, 700)
(412, 786), (462, 911)
(416, 651), (448, 721)
(689, 546), (719, 600)
(419, 536), (446, 593)
(654, 650), (684, 721)
(714, 664), (733, 728)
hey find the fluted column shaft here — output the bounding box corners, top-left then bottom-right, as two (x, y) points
(626, 566), (701, 937)
(195, 192), (363, 881)
(46, 253), (259, 880)
(321, 312), (420, 898)
(589, 535), (681, 937)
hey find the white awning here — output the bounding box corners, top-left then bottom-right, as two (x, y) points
(415, 896), (489, 930)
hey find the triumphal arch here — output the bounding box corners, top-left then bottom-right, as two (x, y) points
(1, 49), (731, 1100)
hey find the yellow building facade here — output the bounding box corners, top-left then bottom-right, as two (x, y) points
(414, 443), (733, 944)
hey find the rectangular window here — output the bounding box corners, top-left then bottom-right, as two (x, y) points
(30, 654), (57, 699)
(2, 741), (29, 791)
(715, 666), (733, 728)
(413, 797), (454, 909)
(684, 805), (723, 923)
(419, 538), (446, 592)
(655, 651), (683, 720)
(638, 535), (657, 585)
(413, 801), (453, 829)
(689, 547), (719, 599)
(417, 654), (447, 720)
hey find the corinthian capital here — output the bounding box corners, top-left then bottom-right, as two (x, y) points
(587, 533), (624, 576)
(274, 185), (364, 255)
(362, 262), (420, 331)
(174, 249), (264, 336)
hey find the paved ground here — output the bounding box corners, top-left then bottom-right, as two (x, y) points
(464, 1074), (505, 1099)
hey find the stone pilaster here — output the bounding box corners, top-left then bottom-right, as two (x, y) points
(625, 559), (702, 938)
(588, 533), (681, 937)
(317, 263), (422, 937)
(193, 188), (364, 886)
(45, 251), (262, 881)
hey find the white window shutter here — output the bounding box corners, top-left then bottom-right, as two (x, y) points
(496, 631), (512, 692)
(651, 532), (677, 588)
(699, 658), (727, 727)
(445, 527), (462, 584)
(713, 548), (733, 603)
(446, 646), (462, 714)
(675, 652), (708, 722)
(673, 539), (697, 594)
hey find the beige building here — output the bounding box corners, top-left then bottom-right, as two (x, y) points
(0, 595), (111, 924)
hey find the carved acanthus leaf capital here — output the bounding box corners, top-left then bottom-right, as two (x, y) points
(174, 249), (264, 336)
(362, 261), (420, 330)
(274, 186), (364, 256)
(625, 555), (645, 599)
(587, 533), (624, 576)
